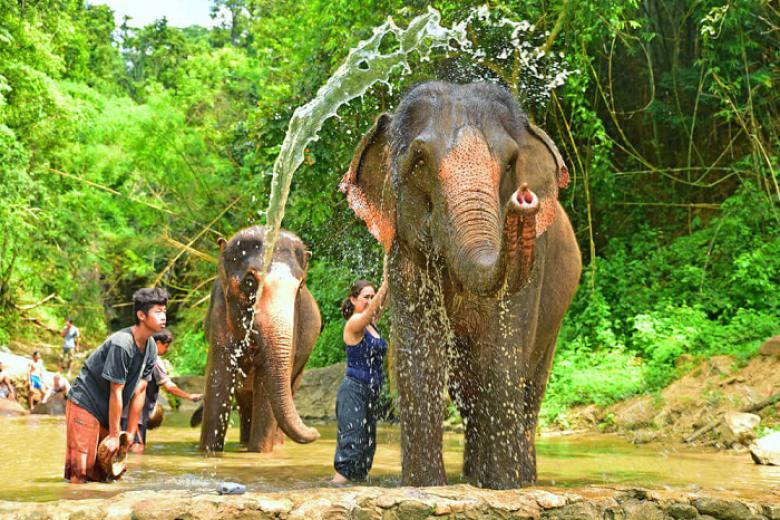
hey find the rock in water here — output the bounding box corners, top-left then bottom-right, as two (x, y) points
(32, 393), (66, 415)
(294, 363), (345, 420)
(720, 412), (760, 446)
(750, 431), (780, 465)
(217, 482), (246, 495)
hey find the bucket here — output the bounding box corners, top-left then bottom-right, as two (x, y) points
(147, 403), (164, 430)
(97, 431), (129, 480)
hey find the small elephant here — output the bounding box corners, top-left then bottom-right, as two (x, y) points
(341, 81), (581, 489)
(199, 226), (322, 453)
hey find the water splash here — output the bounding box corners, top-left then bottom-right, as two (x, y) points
(257, 7), (470, 290)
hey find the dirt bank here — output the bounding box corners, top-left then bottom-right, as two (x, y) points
(562, 353), (780, 446)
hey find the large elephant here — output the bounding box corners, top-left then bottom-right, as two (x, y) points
(340, 81), (581, 489)
(199, 226), (322, 453)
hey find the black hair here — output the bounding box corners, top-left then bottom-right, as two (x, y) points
(132, 287), (170, 324)
(340, 280), (376, 320)
(152, 329), (173, 344)
(32, 350), (40, 357)
(66, 318), (73, 324)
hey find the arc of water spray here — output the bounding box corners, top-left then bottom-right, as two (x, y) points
(255, 7), (469, 302)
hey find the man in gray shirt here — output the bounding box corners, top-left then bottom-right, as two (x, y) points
(60, 318), (80, 375)
(64, 288), (168, 483)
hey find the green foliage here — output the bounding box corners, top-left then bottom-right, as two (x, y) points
(542, 346), (644, 425)
(168, 328), (209, 376)
(305, 260), (362, 368)
(544, 182), (779, 423)
(0, 0), (777, 425)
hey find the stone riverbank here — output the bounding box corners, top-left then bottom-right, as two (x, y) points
(1, 485), (778, 520)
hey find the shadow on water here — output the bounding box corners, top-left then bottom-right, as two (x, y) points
(1, 411), (778, 502)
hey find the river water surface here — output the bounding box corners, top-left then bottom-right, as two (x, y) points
(1, 411), (777, 502)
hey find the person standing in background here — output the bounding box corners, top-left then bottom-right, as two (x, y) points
(27, 351), (49, 409)
(60, 318), (80, 375)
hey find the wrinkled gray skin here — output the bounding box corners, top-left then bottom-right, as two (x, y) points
(341, 82), (581, 489)
(199, 226), (321, 453)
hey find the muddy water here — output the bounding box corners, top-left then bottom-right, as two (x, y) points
(0, 412), (777, 502)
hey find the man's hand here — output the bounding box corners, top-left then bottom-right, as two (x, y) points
(191, 393), (203, 402)
(102, 434), (121, 457)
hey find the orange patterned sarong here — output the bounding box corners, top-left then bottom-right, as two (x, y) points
(64, 399), (109, 483)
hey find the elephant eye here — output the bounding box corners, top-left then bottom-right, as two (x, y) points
(242, 274), (258, 294)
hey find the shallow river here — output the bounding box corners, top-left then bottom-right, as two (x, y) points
(1, 412), (777, 502)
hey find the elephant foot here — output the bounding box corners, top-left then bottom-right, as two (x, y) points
(246, 438), (274, 453)
(403, 473), (447, 487)
(402, 457), (447, 487)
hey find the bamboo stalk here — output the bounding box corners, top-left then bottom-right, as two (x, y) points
(15, 293), (57, 310)
(161, 236), (218, 265)
(47, 167), (175, 215)
(152, 195), (242, 286)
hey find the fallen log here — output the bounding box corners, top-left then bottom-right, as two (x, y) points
(684, 391), (780, 443)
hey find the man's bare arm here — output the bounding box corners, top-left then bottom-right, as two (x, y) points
(125, 380), (147, 442)
(162, 381), (202, 401)
(108, 382), (124, 436)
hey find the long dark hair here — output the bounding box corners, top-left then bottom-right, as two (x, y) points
(341, 280), (376, 319)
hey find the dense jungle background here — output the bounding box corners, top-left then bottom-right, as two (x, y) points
(1, 0), (777, 425)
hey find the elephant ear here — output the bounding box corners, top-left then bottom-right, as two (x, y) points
(339, 113), (396, 253)
(517, 123), (570, 237)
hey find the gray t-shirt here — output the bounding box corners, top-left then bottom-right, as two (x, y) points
(68, 328), (157, 428)
(63, 326), (79, 350)
(122, 357), (171, 424)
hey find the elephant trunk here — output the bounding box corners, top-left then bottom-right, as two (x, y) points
(253, 263), (320, 444)
(505, 183), (540, 292)
(439, 127), (504, 294)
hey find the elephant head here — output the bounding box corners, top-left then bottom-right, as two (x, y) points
(341, 81), (569, 295)
(211, 226), (319, 445)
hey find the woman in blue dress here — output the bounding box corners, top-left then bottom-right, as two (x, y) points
(332, 267), (389, 484)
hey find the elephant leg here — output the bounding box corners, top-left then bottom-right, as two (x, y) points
(447, 338), (481, 482)
(199, 346), (237, 453)
(472, 353), (528, 488)
(391, 251), (447, 486)
(247, 367), (277, 453)
(237, 386), (252, 446)
(520, 331), (559, 482)
(469, 245), (553, 487)
(466, 295), (537, 489)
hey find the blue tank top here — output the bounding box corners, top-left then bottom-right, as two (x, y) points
(345, 325), (387, 391)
